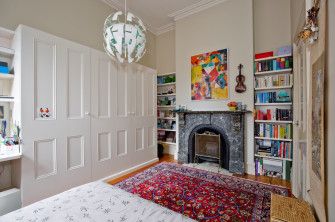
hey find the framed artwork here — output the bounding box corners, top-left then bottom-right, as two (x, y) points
(191, 49), (228, 100)
(311, 52), (324, 180)
(306, 1), (327, 220)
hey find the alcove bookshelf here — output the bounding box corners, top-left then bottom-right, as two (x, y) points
(0, 27), (21, 215)
(157, 72), (177, 155)
(253, 48), (293, 181)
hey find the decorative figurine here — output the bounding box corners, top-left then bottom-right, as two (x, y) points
(235, 64), (246, 93)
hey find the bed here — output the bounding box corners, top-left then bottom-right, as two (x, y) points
(0, 181), (195, 222)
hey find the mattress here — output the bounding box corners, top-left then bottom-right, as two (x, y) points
(0, 181), (195, 222)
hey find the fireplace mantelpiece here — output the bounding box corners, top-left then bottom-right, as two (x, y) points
(176, 110), (251, 174)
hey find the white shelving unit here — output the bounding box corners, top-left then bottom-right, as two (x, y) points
(254, 54), (292, 62)
(254, 51), (294, 180)
(255, 85), (293, 91)
(0, 27), (22, 215)
(254, 154), (292, 162)
(157, 105), (176, 109)
(255, 102), (292, 106)
(0, 46), (14, 58)
(0, 152), (22, 163)
(157, 73), (177, 154)
(157, 82), (176, 87)
(157, 93), (176, 97)
(157, 141), (176, 146)
(254, 136), (293, 142)
(255, 68), (292, 76)
(157, 128), (177, 132)
(255, 120), (293, 124)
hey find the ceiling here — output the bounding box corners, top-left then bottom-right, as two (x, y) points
(102, 0), (227, 35)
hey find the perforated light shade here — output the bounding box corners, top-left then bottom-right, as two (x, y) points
(103, 11), (146, 63)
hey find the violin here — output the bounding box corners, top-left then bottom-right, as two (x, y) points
(235, 64), (246, 93)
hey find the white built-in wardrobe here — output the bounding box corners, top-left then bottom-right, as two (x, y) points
(11, 25), (157, 206)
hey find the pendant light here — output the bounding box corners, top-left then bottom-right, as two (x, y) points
(103, 0), (147, 63)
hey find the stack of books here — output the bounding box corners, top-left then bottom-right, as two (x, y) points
(255, 90), (291, 103)
(256, 140), (292, 159)
(255, 74), (293, 88)
(255, 108), (292, 121)
(255, 123), (292, 139)
(0, 61), (9, 74)
(255, 56), (293, 73)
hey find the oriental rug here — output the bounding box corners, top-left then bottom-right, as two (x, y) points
(116, 163), (289, 222)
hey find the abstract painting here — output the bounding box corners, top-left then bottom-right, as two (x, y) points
(191, 49), (228, 100)
(311, 52), (324, 180)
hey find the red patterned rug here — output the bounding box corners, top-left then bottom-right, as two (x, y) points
(116, 163), (289, 222)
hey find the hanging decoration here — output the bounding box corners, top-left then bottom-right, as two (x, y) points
(103, 0), (146, 63)
(298, 0), (320, 44)
(235, 64), (246, 93)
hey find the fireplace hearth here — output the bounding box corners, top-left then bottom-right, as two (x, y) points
(176, 110), (250, 174)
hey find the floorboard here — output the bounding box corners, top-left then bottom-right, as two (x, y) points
(108, 154), (291, 189)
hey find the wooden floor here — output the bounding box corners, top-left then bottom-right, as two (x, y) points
(108, 154), (291, 189)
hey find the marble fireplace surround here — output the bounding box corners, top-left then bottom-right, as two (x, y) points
(177, 111), (251, 174)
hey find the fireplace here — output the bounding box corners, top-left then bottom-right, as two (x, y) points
(195, 132), (220, 161)
(177, 110), (250, 174)
(190, 125), (229, 170)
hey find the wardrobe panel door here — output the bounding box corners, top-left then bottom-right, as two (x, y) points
(59, 40), (91, 188)
(90, 50), (116, 180)
(34, 40), (56, 120)
(20, 26), (91, 206)
(117, 64), (127, 117)
(90, 51), (157, 180)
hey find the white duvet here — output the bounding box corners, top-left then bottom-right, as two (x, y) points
(0, 181), (195, 222)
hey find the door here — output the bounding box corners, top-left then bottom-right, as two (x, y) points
(292, 43), (310, 200)
(90, 50), (157, 180)
(20, 26), (91, 205)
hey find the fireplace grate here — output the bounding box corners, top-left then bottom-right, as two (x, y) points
(195, 131), (221, 165)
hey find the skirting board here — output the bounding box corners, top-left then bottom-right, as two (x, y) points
(101, 158), (159, 182)
(0, 188), (21, 216)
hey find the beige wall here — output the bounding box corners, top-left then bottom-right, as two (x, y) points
(140, 31), (157, 69)
(327, 0), (335, 221)
(254, 0), (291, 53)
(290, 0), (306, 41)
(0, 0), (156, 69)
(175, 0), (255, 173)
(156, 30), (175, 74)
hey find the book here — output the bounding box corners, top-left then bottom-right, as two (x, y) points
(255, 56), (293, 73)
(255, 108), (292, 121)
(255, 51), (274, 60)
(255, 123), (292, 139)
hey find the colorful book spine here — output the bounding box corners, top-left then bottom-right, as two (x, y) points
(255, 123), (292, 139)
(255, 56), (293, 73)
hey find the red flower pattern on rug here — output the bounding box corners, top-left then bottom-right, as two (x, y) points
(116, 163), (289, 222)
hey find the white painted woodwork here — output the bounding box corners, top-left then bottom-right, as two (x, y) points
(13, 25), (157, 206)
(90, 49), (157, 181)
(19, 26), (91, 205)
(292, 44), (310, 201)
(0, 188), (21, 216)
